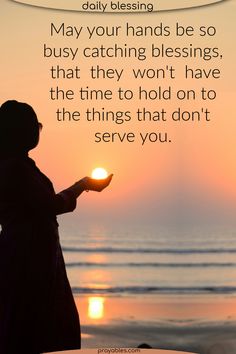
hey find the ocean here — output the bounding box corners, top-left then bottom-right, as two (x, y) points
(60, 222), (236, 297)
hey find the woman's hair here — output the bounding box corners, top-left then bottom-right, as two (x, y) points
(0, 100), (40, 154)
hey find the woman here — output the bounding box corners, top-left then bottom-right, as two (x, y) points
(0, 100), (112, 354)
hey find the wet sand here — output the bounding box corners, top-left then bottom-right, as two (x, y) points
(74, 295), (236, 353)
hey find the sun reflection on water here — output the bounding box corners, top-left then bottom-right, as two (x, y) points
(88, 297), (105, 320)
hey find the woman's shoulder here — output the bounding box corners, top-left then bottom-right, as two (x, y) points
(0, 157), (40, 190)
(0, 156), (54, 192)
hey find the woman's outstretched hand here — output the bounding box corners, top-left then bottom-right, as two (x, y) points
(81, 174), (113, 192)
(68, 174), (113, 198)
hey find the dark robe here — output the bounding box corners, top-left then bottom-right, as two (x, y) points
(0, 155), (81, 354)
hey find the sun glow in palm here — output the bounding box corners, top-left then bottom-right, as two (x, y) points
(91, 168), (108, 180)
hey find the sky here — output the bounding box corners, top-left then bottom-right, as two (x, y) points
(1, 0), (236, 229)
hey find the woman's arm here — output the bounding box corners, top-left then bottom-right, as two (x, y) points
(55, 175), (113, 215)
(1, 159), (113, 217)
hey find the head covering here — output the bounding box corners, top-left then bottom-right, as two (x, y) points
(0, 100), (40, 157)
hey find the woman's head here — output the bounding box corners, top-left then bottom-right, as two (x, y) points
(0, 100), (40, 155)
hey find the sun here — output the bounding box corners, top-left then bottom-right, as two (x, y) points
(91, 167), (108, 180)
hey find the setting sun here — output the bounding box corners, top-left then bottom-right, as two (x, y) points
(91, 168), (108, 180)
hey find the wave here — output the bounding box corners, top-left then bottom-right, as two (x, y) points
(66, 262), (236, 268)
(62, 246), (236, 254)
(72, 285), (236, 295)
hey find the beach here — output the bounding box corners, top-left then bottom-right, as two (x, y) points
(56, 221), (236, 353)
(75, 295), (236, 353)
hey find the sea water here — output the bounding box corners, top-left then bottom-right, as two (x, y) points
(60, 221), (236, 297)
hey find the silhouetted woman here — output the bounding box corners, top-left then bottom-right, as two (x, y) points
(0, 100), (112, 354)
